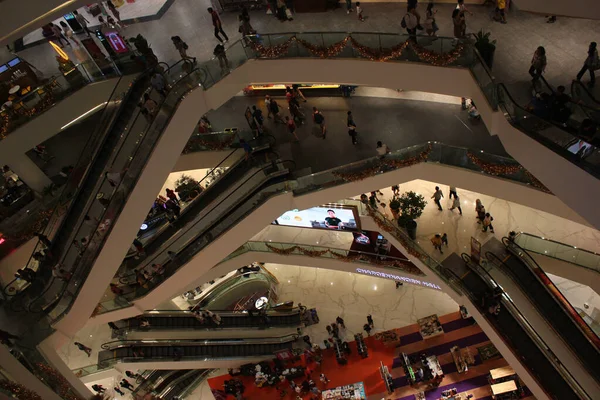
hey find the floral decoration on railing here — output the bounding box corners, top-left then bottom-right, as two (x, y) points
(34, 363), (84, 400)
(248, 35), (466, 66)
(0, 89), (55, 140)
(2, 208), (53, 242)
(332, 143), (432, 182)
(466, 151), (552, 193)
(0, 380), (43, 400)
(264, 243), (423, 276)
(183, 134), (237, 153)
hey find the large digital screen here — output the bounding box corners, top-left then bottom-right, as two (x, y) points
(274, 206), (358, 231)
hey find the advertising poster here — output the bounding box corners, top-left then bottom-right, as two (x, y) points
(274, 206), (358, 231)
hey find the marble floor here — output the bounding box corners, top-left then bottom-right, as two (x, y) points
(14, 2), (600, 103)
(268, 262), (459, 347)
(359, 179), (600, 261)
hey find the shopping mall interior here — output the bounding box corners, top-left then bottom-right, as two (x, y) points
(1, 0), (600, 399)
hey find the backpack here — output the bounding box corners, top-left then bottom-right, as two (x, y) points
(314, 113), (324, 124)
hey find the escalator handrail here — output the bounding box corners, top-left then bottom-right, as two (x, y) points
(141, 307), (301, 316)
(571, 80), (600, 108)
(112, 159), (294, 290)
(496, 82), (600, 177)
(177, 369), (214, 399)
(461, 253), (591, 400)
(513, 231), (600, 274)
(159, 370), (199, 399)
(47, 61), (209, 323)
(501, 237), (600, 350)
(100, 334), (298, 350)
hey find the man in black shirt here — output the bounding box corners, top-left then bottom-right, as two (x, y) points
(324, 209), (343, 229)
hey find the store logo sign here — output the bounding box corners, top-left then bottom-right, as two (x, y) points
(355, 268), (442, 290)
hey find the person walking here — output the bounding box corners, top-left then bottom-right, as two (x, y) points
(264, 95), (274, 119)
(529, 46), (546, 82)
(424, 3), (438, 37)
(475, 199), (486, 224)
(49, 23), (69, 47)
(363, 323), (372, 336)
(449, 186), (457, 199)
(347, 111), (358, 145)
(238, 14), (255, 39)
(449, 195), (462, 215)
(313, 107), (326, 138)
(107, 0), (126, 27)
(289, 97), (304, 123)
(165, 188), (179, 204)
(320, 373), (330, 384)
(482, 213), (495, 233)
(441, 233), (449, 247)
(431, 186), (444, 211)
(74, 342), (92, 357)
(345, 0), (353, 14)
(252, 105), (264, 133)
(285, 116), (300, 141)
(452, 8), (466, 41)
(213, 43), (230, 72)
(91, 384), (106, 394)
(402, 5), (419, 41)
(73, 10), (93, 36)
(367, 314), (374, 327)
(270, 98), (285, 123)
(576, 42), (598, 88)
(431, 234), (444, 254)
(171, 36), (196, 63)
(356, 2), (365, 22)
(208, 8), (229, 43)
(120, 379), (134, 391)
(376, 141), (390, 156)
(336, 316), (345, 328)
(495, 0), (507, 24)
(114, 387), (125, 396)
(391, 184), (400, 196)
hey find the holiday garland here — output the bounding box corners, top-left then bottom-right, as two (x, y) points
(34, 363), (85, 400)
(248, 35), (466, 66)
(332, 144), (432, 182)
(0, 380), (43, 400)
(265, 243), (423, 275)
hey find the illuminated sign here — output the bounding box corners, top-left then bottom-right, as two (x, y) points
(49, 41), (69, 60)
(355, 268), (442, 290)
(106, 32), (128, 54)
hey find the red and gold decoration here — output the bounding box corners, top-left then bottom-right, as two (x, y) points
(184, 134), (236, 152)
(0, 380), (43, 400)
(34, 363), (85, 400)
(248, 35), (466, 66)
(467, 151), (552, 193)
(265, 243), (423, 275)
(332, 144), (432, 182)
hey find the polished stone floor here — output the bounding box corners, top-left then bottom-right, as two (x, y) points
(207, 92), (506, 173)
(15, 1), (600, 103)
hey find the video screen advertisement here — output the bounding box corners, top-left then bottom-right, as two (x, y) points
(274, 205), (359, 231)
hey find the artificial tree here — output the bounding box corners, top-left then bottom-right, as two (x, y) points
(174, 174), (201, 201)
(397, 191), (427, 240)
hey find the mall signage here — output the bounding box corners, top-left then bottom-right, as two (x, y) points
(355, 268), (442, 290)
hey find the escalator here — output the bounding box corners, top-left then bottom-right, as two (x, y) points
(122, 309), (302, 332)
(440, 253), (585, 399)
(484, 238), (600, 385)
(571, 80), (600, 122)
(97, 335), (296, 367)
(159, 369), (206, 400)
(108, 157), (294, 303)
(120, 138), (274, 270)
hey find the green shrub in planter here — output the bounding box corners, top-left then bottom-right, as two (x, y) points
(397, 191), (427, 239)
(174, 174), (201, 202)
(474, 29), (496, 69)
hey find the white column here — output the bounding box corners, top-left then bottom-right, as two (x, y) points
(0, 345), (62, 400)
(4, 153), (52, 193)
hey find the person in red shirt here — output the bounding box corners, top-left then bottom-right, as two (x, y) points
(208, 7), (229, 43)
(285, 116), (300, 142)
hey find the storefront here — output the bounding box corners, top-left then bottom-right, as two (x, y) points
(321, 382), (366, 400)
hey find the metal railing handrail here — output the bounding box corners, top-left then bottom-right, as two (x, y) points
(101, 334), (298, 350)
(460, 253), (591, 400)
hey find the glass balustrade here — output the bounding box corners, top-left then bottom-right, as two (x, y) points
(96, 141), (548, 314)
(514, 232), (600, 273)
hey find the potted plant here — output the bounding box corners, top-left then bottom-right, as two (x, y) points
(174, 174), (200, 202)
(397, 191), (427, 240)
(389, 197), (401, 219)
(474, 29), (496, 69)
